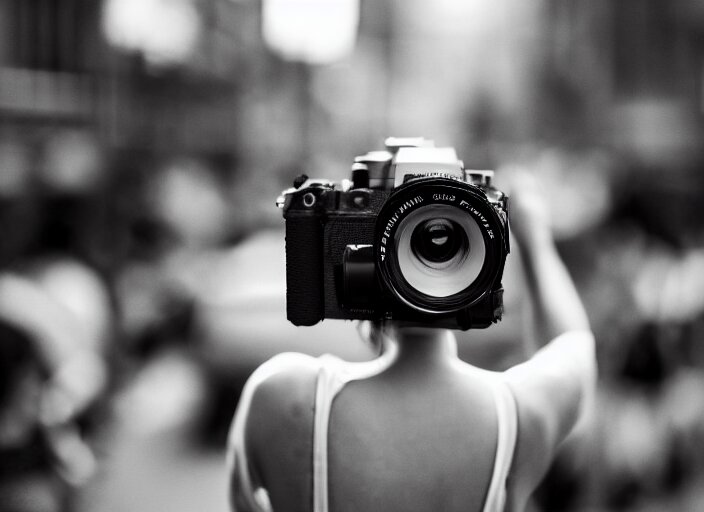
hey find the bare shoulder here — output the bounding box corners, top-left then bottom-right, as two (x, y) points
(228, 353), (321, 509)
(502, 330), (597, 504)
(504, 330), (596, 441)
(244, 352), (320, 421)
(239, 353), (320, 451)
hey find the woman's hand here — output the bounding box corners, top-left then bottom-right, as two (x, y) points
(501, 168), (551, 251)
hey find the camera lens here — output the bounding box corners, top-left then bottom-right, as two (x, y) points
(410, 218), (468, 266)
(375, 178), (507, 315)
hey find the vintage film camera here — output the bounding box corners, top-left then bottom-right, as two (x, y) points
(276, 138), (510, 330)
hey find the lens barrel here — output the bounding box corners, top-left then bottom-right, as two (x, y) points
(375, 178), (506, 314)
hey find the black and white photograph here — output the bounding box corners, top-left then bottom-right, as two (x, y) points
(0, 1), (703, 511)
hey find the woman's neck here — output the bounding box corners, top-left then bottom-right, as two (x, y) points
(383, 325), (458, 368)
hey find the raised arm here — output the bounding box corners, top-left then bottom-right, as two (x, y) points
(509, 172), (591, 343)
(501, 171), (597, 503)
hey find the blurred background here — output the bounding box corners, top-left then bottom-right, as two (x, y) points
(0, 0), (704, 511)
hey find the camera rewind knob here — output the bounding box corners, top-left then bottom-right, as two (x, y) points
(293, 174), (309, 189)
(351, 163), (370, 189)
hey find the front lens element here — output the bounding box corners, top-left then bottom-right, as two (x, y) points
(410, 218), (468, 266)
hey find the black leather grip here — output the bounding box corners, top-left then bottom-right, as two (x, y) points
(285, 215), (324, 326)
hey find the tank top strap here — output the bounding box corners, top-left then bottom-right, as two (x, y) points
(313, 350), (397, 512)
(482, 377), (518, 512)
(313, 356), (346, 512)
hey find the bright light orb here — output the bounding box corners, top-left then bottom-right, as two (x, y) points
(262, 0), (360, 65)
(102, 0), (201, 67)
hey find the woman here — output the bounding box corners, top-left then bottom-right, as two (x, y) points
(227, 173), (596, 512)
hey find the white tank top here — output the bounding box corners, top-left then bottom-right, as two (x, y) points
(228, 352), (518, 512)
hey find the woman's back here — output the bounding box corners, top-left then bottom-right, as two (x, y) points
(327, 362), (503, 512)
(231, 335), (519, 512)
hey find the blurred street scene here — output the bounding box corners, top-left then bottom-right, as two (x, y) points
(0, 0), (704, 511)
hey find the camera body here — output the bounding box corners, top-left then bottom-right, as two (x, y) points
(277, 138), (509, 330)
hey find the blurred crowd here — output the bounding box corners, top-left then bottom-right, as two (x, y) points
(1, 1), (704, 511)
